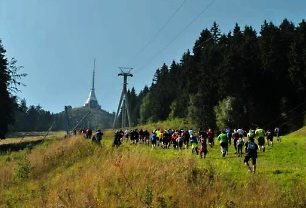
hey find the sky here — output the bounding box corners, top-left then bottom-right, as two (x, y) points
(0, 0), (305, 114)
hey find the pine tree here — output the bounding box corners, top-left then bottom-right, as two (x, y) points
(0, 40), (14, 139)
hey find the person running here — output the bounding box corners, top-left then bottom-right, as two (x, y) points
(188, 128), (193, 138)
(183, 130), (190, 149)
(162, 130), (171, 149)
(155, 129), (161, 147)
(171, 130), (179, 149)
(244, 137), (258, 173)
(232, 129), (240, 154)
(124, 129), (130, 141)
(236, 137), (244, 157)
(150, 131), (157, 148)
(199, 128), (207, 140)
(207, 129), (215, 147)
(266, 129), (274, 146)
(92, 129), (103, 145)
(225, 128), (232, 145)
(139, 129), (144, 143)
(199, 135), (208, 158)
(177, 132), (184, 150)
(255, 128), (265, 152)
(143, 130), (150, 146)
(237, 128), (245, 140)
(86, 128), (93, 139)
(274, 127), (281, 142)
(218, 130), (229, 157)
(130, 129), (139, 145)
(190, 134), (199, 155)
(113, 130), (123, 147)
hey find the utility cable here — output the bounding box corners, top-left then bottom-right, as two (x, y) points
(131, 0), (187, 61)
(134, 0), (217, 74)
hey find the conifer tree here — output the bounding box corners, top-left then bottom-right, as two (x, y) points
(0, 40), (14, 139)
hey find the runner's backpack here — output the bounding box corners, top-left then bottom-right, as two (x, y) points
(247, 140), (256, 150)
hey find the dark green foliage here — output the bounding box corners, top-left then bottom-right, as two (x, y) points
(0, 40), (26, 139)
(10, 101), (54, 132)
(129, 19), (306, 132)
(127, 88), (141, 126)
(0, 40), (11, 139)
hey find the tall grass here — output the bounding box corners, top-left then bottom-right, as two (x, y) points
(0, 127), (305, 207)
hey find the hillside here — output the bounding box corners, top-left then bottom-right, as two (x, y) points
(0, 127), (305, 207)
(53, 106), (115, 131)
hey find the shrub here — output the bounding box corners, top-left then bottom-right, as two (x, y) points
(15, 157), (31, 179)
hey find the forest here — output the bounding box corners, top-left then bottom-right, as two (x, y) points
(126, 19), (306, 133)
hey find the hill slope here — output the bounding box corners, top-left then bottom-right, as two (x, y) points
(0, 127), (305, 207)
(53, 106), (115, 131)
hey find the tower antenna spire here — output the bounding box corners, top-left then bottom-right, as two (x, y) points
(84, 59), (100, 109)
(92, 58), (95, 90)
(113, 67), (133, 128)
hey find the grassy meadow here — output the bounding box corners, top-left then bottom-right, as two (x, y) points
(0, 126), (305, 207)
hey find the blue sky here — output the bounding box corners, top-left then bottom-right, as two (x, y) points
(0, 0), (305, 113)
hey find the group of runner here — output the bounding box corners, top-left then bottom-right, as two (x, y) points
(113, 127), (281, 173)
(79, 128), (103, 144)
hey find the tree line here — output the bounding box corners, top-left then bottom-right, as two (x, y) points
(126, 19), (306, 133)
(9, 100), (114, 133)
(9, 99), (54, 132)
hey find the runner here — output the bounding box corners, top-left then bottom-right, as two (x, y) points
(225, 128), (232, 145)
(190, 134), (199, 155)
(162, 130), (171, 149)
(199, 135), (208, 158)
(92, 129), (103, 146)
(244, 137), (258, 173)
(207, 129), (215, 148)
(255, 127), (265, 152)
(177, 132), (184, 150)
(274, 127), (281, 142)
(237, 128), (245, 140)
(266, 129), (274, 146)
(113, 130), (123, 147)
(232, 129), (240, 154)
(143, 129), (150, 146)
(150, 131), (157, 148)
(218, 130), (229, 157)
(183, 130), (190, 149)
(171, 130), (178, 149)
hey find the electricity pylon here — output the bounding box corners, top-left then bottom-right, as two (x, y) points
(113, 67), (133, 128)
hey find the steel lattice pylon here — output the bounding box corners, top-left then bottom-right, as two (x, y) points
(113, 67), (133, 128)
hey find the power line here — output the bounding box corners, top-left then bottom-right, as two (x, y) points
(131, 0), (187, 61)
(134, 0), (217, 74)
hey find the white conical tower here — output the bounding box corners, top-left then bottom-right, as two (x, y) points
(84, 59), (101, 109)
